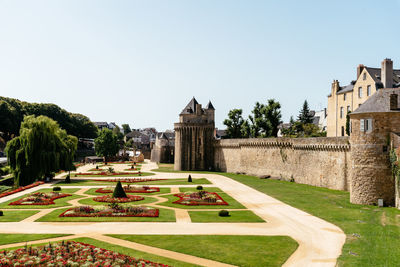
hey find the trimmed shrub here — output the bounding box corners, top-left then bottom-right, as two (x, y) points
(53, 186), (61, 191)
(219, 210), (230, 217)
(65, 175), (71, 184)
(188, 175), (192, 182)
(0, 210), (3, 216)
(196, 185), (203, 190)
(113, 181), (127, 198)
(96, 165), (99, 169)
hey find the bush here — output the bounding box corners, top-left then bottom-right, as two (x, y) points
(112, 181), (127, 198)
(53, 186), (61, 191)
(188, 175), (192, 182)
(219, 210), (230, 217)
(65, 175), (71, 184)
(196, 185), (203, 190)
(0, 210), (3, 216)
(96, 165), (99, 169)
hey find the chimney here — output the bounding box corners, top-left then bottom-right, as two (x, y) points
(357, 64), (365, 79)
(381, 58), (393, 88)
(196, 104), (202, 115)
(331, 80), (339, 94)
(390, 92), (398, 110)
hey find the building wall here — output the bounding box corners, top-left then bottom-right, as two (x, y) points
(214, 137), (351, 191)
(327, 69), (376, 137)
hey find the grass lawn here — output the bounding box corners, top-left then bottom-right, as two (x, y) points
(152, 163), (217, 174)
(158, 192), (245, 210)
(36, 206), (176, 222)
(189, 210), (265, 223)
(54, 178), (211, 186)
(221, 173), (400, 267)
(68, 172), (155, 178)
(77, 195), (159, 206)
(0, 210), (40, 222)
(109, 235), (298, 267)
(0, 188), (81, 209)
(0, 234), (70, 246)
(83, 187), (171, 196)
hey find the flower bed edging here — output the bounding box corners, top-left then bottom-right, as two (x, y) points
(173, 191), (229, 206)
(9, 192), (71, 206)
(93, 195), (144, 203)
(94, 178), (166, 183)
(59, 205), (159, 217)
(0, 240), (170, 266)
(95, 186), (160, 194)
(0, 181), (44, 199)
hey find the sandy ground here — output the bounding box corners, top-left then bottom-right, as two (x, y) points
(0, 160), (346, 267)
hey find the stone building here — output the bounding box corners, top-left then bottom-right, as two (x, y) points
(174, 97), (215, 171)
(349, 88), (400, 206)
(327, 58), (400, 137)
(150, 132), (175, 163)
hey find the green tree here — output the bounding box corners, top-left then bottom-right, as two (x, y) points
(298, 100), (314, 124)
(240, 119), (251, 138)
(223, 109), (245, 138)
(112, 125), (124, 141)
(121, 124), (132, 135)
(0, 100), (20, 140)
(248, 99), (282, 137)
(112, 181), (127, 198)
(5, 115), (77, 186)
(94, 128), (119, 160)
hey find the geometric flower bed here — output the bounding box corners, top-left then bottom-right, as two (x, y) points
(173, 191), (229, 206)
(94, 178), (166, 183)
(95, 185), (160, 194)
(75, 171), (137, 176)
(93, 195), (144, 203)
(59, 204), (159, 217)
(0, 181), (44, 199)
(0, 240), (170, 266)
(8, 192), (71, 206)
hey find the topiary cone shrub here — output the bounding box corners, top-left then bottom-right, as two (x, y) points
(219, 210), (229, 217)
(0, 210), (3, 216)
(196, 185), (203, 190)
(65, 175), (71, 184)
(53, 186), (61, 191)
(112, 181), (127, 198)
(188, 175), (192, 182)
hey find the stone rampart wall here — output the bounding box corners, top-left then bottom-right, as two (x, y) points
(214, 137), (351, 191)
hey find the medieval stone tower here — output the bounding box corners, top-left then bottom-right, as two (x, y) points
(174, 97), (215, 171)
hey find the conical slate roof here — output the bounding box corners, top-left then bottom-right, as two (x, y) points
(205, 100), (215, 110)
(180, 97), (199, 114)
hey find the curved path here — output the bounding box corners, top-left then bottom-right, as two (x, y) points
(0, 161), (346, 267)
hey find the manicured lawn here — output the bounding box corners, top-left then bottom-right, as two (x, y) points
(0, 188), (81, 209)
(152, 163), (216, 174)
(0, 210), (39, 222)
(36, 206), (176, 222)
(84, 187), (171, 196)
(54, 178), (211, 186)
(158, 192), (245, 210)
(189, 210), (265, 223)
(0, 234), (70, 246)
(77, 195), (158, 206)
(222, 173), (400, 267)
(109, 235), (298, 267)
(68, 172), (155, 178)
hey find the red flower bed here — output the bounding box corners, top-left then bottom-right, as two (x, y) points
(60, 205), (159, 217)
(0, 181), (44, 199)
(0, 240), (170, 266)
(76, 171), (138, 176)
(9, 192), (71, 205)
(173, 191), (229, 206)
(93, 195), (144, 203)
(94, 178), (166, 183)
(96, 185), (160, 194)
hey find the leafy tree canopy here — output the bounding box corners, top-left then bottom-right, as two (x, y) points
(94, 128), (120, 159)
(249, 99), (282, 137)
(5, 115), (78, 186)
(223, 109), (245, 138)
(121, 124), (132, 135)
(0, 96), (98, 140)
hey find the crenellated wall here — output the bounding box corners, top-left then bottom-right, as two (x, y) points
(214, 137), (351, 191)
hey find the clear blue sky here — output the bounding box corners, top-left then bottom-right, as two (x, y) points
(1, 0), (400, 131)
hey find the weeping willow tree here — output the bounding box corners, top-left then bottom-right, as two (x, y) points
(5, 115), (78, 186)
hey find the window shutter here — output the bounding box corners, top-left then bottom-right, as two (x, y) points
(360, 119), (365, 132)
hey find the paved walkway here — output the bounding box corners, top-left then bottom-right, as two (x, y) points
(0, 160), (346, 267)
